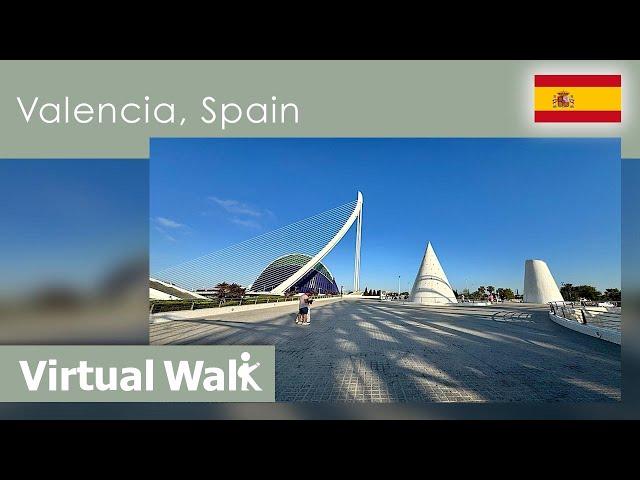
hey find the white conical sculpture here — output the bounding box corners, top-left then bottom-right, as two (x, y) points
(523, 259), (564, 304)
(409, 242), (458, 304)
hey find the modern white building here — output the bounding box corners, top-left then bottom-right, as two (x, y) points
(409, 242), (458, 305)
(523, 259), (564, 304)
(149, 277), (208, 300)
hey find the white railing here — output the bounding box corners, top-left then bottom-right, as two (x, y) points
(549, 301), (620, 332)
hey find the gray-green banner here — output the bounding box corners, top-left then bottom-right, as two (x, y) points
(1, 60), (638, 158)
(0, 346), (274, 402)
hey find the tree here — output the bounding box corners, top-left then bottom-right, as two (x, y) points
(363, 287), (369, 296)
(215, 282), (231, 299)
(229, 283), (246, 298)
(500, 288), (515, 300)
(573, 285), (601, 301)
(478, 286), (486, 299)
(376, 289), (381, 296)
(487, 286), (495, 294)
(604, 288), (621, 302)
(560, 283), (575, 301)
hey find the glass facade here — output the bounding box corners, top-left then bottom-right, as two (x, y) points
(249, 254), (339, 294)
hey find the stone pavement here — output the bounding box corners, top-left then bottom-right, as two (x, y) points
(150, 299), (621, 403)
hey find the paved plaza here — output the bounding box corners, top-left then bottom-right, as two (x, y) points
(150, 299), (621, 403)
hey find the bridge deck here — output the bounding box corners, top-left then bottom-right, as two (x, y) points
(150, 299), (621, 403)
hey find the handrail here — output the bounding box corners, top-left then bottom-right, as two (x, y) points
(150, 293), (340, 314)
(548, 301), (620, 331)
(549, 300), (621, 308)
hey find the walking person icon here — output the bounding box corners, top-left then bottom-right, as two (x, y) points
(237, 352), (262, 391)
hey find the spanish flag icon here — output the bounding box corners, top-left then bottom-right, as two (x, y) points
(534, 75), (621, 122)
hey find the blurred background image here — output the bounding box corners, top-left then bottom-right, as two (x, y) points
(0, 159), (148, 344)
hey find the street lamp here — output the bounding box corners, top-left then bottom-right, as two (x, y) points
(398, 275), (401, 301)
(340, 285), (343, 297)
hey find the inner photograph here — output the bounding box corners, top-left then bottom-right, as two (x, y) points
(149, 138), (621, 403)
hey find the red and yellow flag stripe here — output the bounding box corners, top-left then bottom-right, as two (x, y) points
(534, 75), (621, 122)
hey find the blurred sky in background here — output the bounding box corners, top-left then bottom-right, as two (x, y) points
(150, 138), (620, 292)
(0, 159), (148, 296)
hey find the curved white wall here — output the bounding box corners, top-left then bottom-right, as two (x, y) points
(149, 288), (180, 300)
(523, 259), (564, 304)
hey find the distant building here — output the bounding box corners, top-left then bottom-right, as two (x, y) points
(249, 254), (339, 295)
(194, 287), (220, 299)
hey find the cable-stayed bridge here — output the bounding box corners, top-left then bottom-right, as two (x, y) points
(152, 192), (363, 295)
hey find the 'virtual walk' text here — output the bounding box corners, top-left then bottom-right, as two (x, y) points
(17, 352), (262, 393)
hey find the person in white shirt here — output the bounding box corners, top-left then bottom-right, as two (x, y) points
(296, 291), (312, 325)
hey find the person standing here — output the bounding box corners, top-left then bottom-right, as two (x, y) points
(294, 290), (303, 324)
(305, 291), (313, 325)
(297, 290), (311, 326)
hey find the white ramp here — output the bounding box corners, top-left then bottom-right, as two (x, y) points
(409, 242), (458, 305)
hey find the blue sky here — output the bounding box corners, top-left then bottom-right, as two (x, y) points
(150, 138), (621, 292)
(0, 159), (148, 295)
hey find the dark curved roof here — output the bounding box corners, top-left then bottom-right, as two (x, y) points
(249, 253), (337, 293)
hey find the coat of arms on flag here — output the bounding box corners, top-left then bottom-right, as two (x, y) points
(552, 91), (575, 109)
(534, 75), (621, 122)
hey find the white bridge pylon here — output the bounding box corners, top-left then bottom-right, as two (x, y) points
(354, 195), (362, 292)
(153, 192), (363, 294)
(272, 191), (363, 294)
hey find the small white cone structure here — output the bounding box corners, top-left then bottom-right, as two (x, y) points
(409, 242), (458, 304)
(523, 259), (564, 304)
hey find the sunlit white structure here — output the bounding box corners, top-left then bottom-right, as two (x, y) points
(409, 242), (457, 304)
(523, 259), (564, 304)
(149, 277), (208, 300)
(153, 192), (363, 295)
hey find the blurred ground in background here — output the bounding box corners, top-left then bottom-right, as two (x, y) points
(0, 159), (148, 344)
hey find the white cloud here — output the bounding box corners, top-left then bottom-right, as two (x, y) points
(209, 197), (262, 217)
(155, 217), (185, 229)
(230, 217), (261, 229)
(153, 217), (187, 243)
(154, 225), (177, 242)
